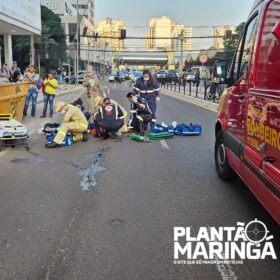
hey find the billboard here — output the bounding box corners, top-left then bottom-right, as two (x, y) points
(0, 0), (41, 34)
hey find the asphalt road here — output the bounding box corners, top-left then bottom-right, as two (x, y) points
(0, 82), (279, 280)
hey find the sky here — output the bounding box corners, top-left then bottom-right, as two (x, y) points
(95, 0), (255, 50)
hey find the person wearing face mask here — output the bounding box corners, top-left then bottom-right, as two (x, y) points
(45, 101), (88, 148)
(133, 69), (160, 120)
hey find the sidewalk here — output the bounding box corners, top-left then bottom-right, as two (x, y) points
(36, 84), (83, 103)
(161, 87), (219, 112)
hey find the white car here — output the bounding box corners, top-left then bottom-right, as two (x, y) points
(156, 70), (168, 79)
(109, 73), (116, 82)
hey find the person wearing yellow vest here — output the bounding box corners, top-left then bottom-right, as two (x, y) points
(45, 101), (89, 148)
(40, 73), (58, 118)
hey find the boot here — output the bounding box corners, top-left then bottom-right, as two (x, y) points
(45, 142), (59, 148)
(82, 131), (89, 142)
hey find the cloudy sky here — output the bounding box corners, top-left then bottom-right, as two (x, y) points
(95, 0), (255, 49)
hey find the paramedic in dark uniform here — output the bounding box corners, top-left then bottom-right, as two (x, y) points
(127, 92), (153, 134)
(94, 98), (125, 139)
(133, 69), (160, 120)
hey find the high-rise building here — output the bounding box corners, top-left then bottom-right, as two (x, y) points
(70, 0), (95, 26)
(172, 26), (192, 52)
(146, 16), (172, 49)
(96, 18), (126, 51)
(41, 0), (96, 62)
(213, 26), (235, 49)
(146, 16), (192, 51)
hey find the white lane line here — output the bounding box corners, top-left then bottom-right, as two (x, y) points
(206, 227), (237, 280)
(160, 140), (170, 150)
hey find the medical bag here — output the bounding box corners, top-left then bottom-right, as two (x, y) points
(174, 123), (202, 136)
(47, 131), (74, 147)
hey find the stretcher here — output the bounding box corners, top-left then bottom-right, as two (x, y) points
(0, 114), (30, 151)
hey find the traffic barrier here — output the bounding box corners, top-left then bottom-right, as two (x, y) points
(0, 83), (28, 121)
(159, 78), (221, 104)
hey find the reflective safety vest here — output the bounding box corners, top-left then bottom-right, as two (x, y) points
(99, 103), (124, 121)
(133, 77), (160, 96)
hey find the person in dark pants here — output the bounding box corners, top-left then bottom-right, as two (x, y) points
(133, 69), (160, 120)
(127, 92), (153, 135)
(94, 98), (125, 139)
(40, 73), (58, 118)
(23, 65), (39, 117)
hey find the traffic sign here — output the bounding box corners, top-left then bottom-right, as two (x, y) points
(199, 54), (209, 64)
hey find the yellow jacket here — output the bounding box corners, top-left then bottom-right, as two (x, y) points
(62, 104), (88, 129)
(44, 78), (58, 94)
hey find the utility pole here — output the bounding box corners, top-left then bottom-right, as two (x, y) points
(178, 30), (184, 75)
(30, 35), (35, 65)
(75, 0), (79, 85)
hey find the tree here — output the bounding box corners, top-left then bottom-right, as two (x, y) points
(12, 5), (67, 70)
(224, 22), (245, 63)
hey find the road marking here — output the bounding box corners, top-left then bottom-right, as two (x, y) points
(206, 227), (237, 280)
(160, 140), (170, 150)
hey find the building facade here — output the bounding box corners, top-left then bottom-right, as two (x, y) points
(172, 26), (192, 52)
(41, 0), (96, 62)
(70, 0), (95, 26)
(146, 16), (192, 51)
(96, 18), (126, 51)
(213, 25), (235, 49)
(0, 0), (41, 65)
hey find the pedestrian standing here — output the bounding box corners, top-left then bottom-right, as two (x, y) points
(133, 69), (160, 120)
(56, 67), (62, 84)
(40, 73), (58, 118)
(9, 61), (21, 82)
(23, 65), (39, 117)
(0, 63), (11, 83)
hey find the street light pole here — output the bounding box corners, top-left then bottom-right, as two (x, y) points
(75, 0), (79, 85)
(178, 30), (184, 75)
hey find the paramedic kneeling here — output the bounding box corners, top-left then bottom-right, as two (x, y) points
(94, 98), (125, 139)
(45, 101), (88, 148)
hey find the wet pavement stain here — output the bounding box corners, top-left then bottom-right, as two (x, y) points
(79, 148), (106, 192)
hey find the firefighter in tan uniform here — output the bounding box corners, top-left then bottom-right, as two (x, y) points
(45, 101), (88, 148)
(83, 66), (105, 116)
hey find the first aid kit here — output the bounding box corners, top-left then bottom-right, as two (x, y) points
(174, 123), (202, 136)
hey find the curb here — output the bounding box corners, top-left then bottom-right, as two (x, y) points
(161, 89), (219, 112)
(37, 86), (83, 104)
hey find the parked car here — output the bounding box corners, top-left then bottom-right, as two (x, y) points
(64, 71), (87, 84)
(166, 70), (180, 83)
(130, 71), (143, 83)
(109, 73), (116, 82)
(120, 70), (130, 80)
(185, 72), (196, 82)
(214, 0), (280, 224)
(156, 70), (168, 79)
